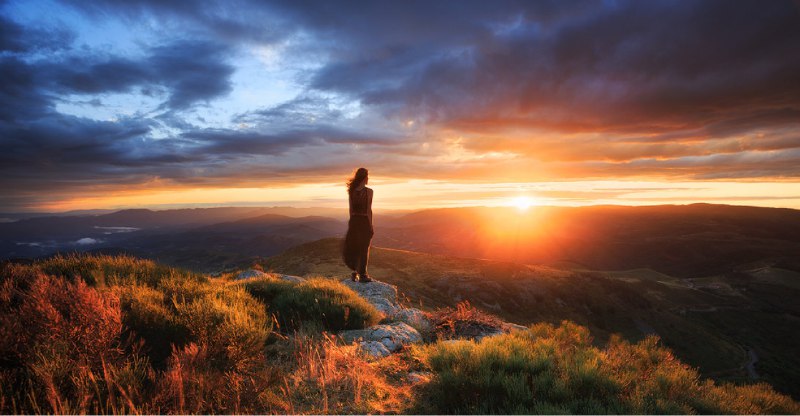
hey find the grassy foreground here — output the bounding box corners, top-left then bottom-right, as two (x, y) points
(1, 254), (797, 414)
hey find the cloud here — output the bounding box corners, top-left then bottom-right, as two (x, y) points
(46, 40), (235, 110)
(1, 0), (800, 211)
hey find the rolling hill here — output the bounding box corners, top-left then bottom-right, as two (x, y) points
(259, 237), (800, 399)
(374, 204), (800, 277)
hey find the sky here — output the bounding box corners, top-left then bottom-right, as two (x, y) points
(1, 0), (800, 213)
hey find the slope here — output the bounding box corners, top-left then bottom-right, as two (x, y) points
(259, 238), (800, 398)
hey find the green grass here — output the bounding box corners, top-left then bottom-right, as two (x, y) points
(413, 321), (800, 414)
(36, 253), (205, 287)
(244, 277), (382, 331)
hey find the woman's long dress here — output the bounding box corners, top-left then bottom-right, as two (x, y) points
(343, 188), (373, 273)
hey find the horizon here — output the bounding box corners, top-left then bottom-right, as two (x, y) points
(2, 1), (800, 212)
(6, 200), (800, 218)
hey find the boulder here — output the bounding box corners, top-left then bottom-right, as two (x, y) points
(341, 278), (400, 316)
(503, 323), (528, 332)
(473, 328), (506, 342)
(279, 274), (305, 284)
(235, 269), (268, 280)
(392, 307), (433, 336)
(340, 322), (422, 353)
(358, 341), (392, 358)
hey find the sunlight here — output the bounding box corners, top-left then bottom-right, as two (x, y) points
(510, 196), (535, 211)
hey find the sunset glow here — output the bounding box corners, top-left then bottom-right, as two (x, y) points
(510, 196), (535, 211)
(1, 1), (799, 213)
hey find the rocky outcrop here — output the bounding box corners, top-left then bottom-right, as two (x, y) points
(392, 307), (433, 337)
(278, 274), (306, 284)
(235, 269), (269, 280)
(340, 322), (423, 357)
(340, 278), (400, 316)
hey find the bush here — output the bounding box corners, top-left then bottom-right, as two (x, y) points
(172, 284), (272, 372)
(245, 277), (381, 332)
(0, 266), (150, 414)
(428, 300), (505, 340)
(36, 253), (204, 287)
(413, 321), (800, 414)
(113, 284), (191, 367)
(1, 256), (277, 414)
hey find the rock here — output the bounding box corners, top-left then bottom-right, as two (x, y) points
(392, 307), (433, 336)
(341, 278), (400, 316)
(370, 298), (400, 316)
(279, 274), (305, 284)
(503, 323), (528, 332)
(340, 322), (422, 353)
(235, 269), (268, 280)
(358, 341), (392, 358)
(407, 371), (433, 384)
(473, 328), (506, 342)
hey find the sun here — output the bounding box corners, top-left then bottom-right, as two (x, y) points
(510, 196), (535, 211)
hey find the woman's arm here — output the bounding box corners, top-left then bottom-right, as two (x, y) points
(348, 191), (353, 217)
(368, 188), (374, 232)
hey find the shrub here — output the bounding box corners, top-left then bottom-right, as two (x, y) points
(428, 300), (505, 340)
(1, 256), (277, 414)
(172, 284), (272, 372)
(113, 284), (191, 367)
(36, 253), (204, 287)
(0, 267), (150, 414)
(245, 277), (381, 332)
(414, 321), (800, 414)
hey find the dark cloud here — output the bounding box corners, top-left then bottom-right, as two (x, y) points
(46, 40), (234, 110)
(0, 13), (74, 53)
(2, 0), (800, 211)
(65, 0), (286, 44)
(264, 0), (800, 160)
(0, 56), (53, 122)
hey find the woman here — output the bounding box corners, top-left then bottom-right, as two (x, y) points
(343, 167), (374, 283)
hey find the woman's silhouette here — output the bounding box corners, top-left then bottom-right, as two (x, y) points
(343, 167), (374, 282)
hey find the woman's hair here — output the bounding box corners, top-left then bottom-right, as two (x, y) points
(346, 167), (368, 193)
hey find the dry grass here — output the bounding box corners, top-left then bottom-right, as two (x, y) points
(272, 331), (413, 414)
(3, 255), (798, 414)
(427, 300), (505, 340)
(0, 262), (151, 414)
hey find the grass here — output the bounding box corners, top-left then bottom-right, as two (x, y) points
(259, 238), (800, 399)
(2, 253), (798, 414)
(244, 277), (382, 332)
(0, 255), (274, 414)
(412, 321), (800, 414)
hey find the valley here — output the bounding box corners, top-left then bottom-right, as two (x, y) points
(260, 238), (800, 399)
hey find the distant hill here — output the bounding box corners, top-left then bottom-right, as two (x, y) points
(4, 202), (800, 278)
(374, 203), (800, 277)
(260, 237), (800, 399)
(0, 207), (352, 265)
